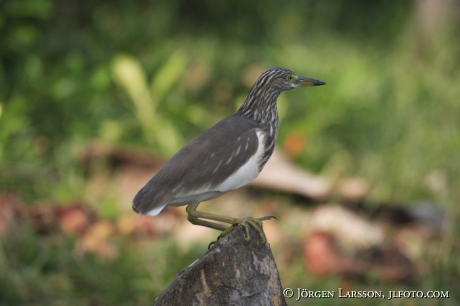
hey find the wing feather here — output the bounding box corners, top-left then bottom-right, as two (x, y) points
(133, 114), (261, 215)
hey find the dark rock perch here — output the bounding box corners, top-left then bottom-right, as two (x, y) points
(154, 226), (287, 306)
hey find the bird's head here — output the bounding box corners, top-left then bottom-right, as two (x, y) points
(255, 67), (326, 93)
(239, 67), (326, 123)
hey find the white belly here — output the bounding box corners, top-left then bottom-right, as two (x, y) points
(216, 129), (265, 192)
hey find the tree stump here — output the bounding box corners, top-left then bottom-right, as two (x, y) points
(154, 225), (287, 306)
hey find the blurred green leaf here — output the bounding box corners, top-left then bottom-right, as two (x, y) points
(151, 50), (188, 102)
(111, 54), (184, 156)
(111, 54), (157, 139)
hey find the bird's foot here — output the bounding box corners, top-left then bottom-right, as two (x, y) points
(185, 204), (276, 248)
(208, 215), (275, 250)
(220, 215), (276, 243)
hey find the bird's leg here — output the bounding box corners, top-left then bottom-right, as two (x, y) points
(185, 203), (276, 243)
(186, 204), (228, 232)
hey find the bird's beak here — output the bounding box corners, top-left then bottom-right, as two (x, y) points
(296, 76), (326, 87)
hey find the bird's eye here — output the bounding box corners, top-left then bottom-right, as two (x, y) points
(286, 75), (295, 82)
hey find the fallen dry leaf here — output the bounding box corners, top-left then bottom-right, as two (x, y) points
(58, 205), (93, 235)
(303, 231), (416, 283)
(253, 150), (370, 201)
(78, 221), (118, 259)
(303, 231), (355, 277)
(307, 204), (384, 249)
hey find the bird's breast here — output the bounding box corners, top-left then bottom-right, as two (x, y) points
(257, 124), (277, 171)
(215, 129), (268, 193)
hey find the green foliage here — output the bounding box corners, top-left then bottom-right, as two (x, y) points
(0, 224), (200, 305)
(111, 52), (187, 156)
(0, 0), (459, 304)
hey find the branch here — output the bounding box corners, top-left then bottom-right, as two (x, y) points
(154, 225), (287, 305)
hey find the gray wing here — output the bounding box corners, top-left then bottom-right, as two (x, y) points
(133, 113), (261, 214)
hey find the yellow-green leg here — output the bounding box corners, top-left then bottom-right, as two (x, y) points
(185, 203), (276, 243)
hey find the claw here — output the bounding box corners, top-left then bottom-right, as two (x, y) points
(208, 231), (226, 249)
(219, 216), (273, 243)
(208, 240), (217, 250)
